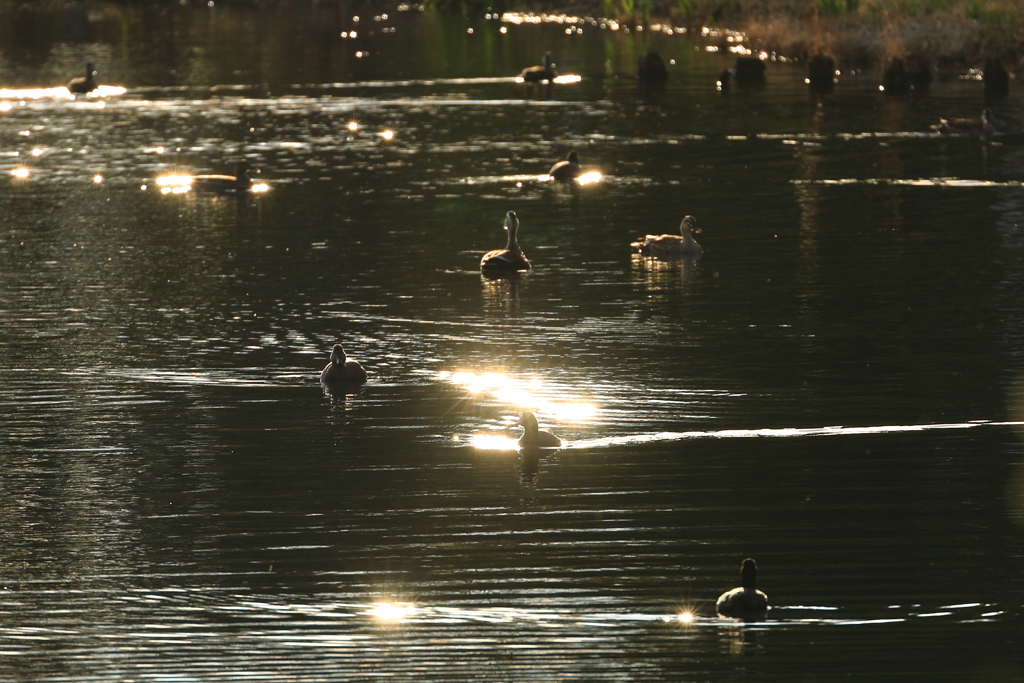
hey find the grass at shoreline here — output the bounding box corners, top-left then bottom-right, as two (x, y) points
(723, 0), (1024, 69)
(479, 0), (1024, 69)
(3, 0), (1020, 72)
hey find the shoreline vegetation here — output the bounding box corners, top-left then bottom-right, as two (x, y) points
(463, 0), (1024, 75)
(2, 1), (1020, 81)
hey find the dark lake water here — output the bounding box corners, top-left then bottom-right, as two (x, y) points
(3, 3), (1024, 681)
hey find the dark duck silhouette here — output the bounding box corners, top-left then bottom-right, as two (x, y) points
(519, 52), (557, 83)
(480, 210), (531, 273)
(517, 411), (561, 448)
(807, 54), (835, 94)
(637, 51), (668, 82)
(932, 109), (996, 137)
(320, 344), (368, 384)
(631, 215), (702, 258)
(716, 558), (769, 619)
(548, 150), (582, 182)
(68, 63), (97, 94)
(192, 161), (254, 193)
(718, 56), (765, 90)
(983, 57), (1009, 98)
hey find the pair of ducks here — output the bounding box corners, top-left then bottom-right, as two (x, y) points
(522, 51), (671, 86)
(480, 210), (703, 274)
(319, 344), (560, 447)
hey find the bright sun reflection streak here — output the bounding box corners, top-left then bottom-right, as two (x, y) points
(471, 434), (520, 451)
(577, 171), (602, 185)
(156, 174), (194, 187)
(347, 121), (359, 131)
(441, 370), (597, 421)
(0, 85), (127, 100)
(156, 174), (268, 194)
(514, 74), (581, 85)
(370, 602), (413, 621)
(11, 168), (29, 178)
(92, 85), (127, 97)
(379, 129), (395, 140)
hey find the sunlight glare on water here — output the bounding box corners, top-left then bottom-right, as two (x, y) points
(0, 85), (126, 100)
(470, 433), (521, 451)
(2, 4), (1024, 681)
(441, 370), (598, 421)
(370, 602), (415, 622)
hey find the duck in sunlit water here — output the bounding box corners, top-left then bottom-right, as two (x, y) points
(320, 343), (368, 384)
(631, 215), (702, 258)
(517, 411), (561, 449)
(932, 109), (995, 137)
(68, 63), (97, 94)
(716, 558), (769, 619)
(480, 210), (531, 273)
(549, 150), (583, 183)
(193, 161), (254, 193)
(519, 52), (557, 83)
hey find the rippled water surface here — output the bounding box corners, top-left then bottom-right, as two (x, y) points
(3, 4), (1024, 681)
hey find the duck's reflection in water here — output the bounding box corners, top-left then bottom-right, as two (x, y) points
(469, 435), (559, 488)
(630, 252), (701, 292)
(718, 622), (764, 655)
(322, 381), (364, 408)
(518, 446), (560, 488)
(480, 272), (525, 317)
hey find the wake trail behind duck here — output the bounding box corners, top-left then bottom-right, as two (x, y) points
(565, 419), (1024, 449)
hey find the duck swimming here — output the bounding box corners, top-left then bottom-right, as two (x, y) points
(193, 161), (253, 193)
(520, 53), (557, 83)
(932, 109), (995, 137)
(480, 210), (531, 273)
(549, 151), (583, 183)
(631, 215), (702, 258)
(716, 558), (769, 619)
(517, 411), (561, 448)
(68, 63), (97, 94)
(320, 344), (368, 384)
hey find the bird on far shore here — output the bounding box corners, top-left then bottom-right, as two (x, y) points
(520, 52), (557, 83)
(548, 150), (582, 182)
(192, 161), (254, 193)
(68, 63), (97, 94)
(716, 558), (769, 619)
(932, 109), (995, 137)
